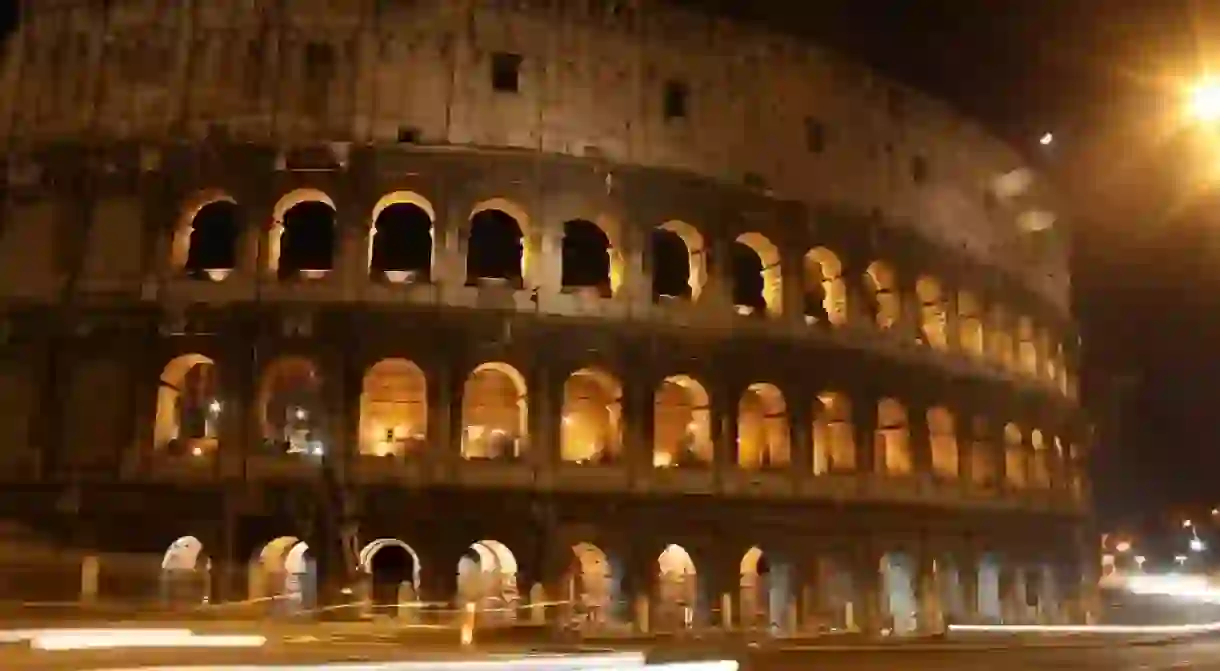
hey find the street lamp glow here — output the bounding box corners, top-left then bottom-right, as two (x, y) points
(1184, 519), (1194, 528)
(1191, 538), (1207, 552)
(1039, 132), (1054, 146)
(1189, 80), (1220, 122)
(1116, 541), (1132, 553)
(1135, 555), (1147, 569)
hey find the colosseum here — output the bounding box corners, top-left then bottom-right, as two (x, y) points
(0, 0), (1090, 635)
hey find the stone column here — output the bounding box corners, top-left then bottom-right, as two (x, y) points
(907, 402), (931, 477)
(527, 367), (560, 474)
(779, 248), (806, 327)
(852, 546), (883, 635)
(426, 360), (456, 467)
(712, 379), (738, 478)
(621, 375), (653, 479)
(916, 548), (943, 633)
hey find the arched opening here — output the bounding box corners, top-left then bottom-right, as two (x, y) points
(1004, 423), (1027, 489)
(271, 189), (336, 280)
(250, 536), (316, 614)
(567, 542), (621, 624)
(154, 354), (220, 458)
(811, 556), (857, 631)
(800, 250), (849, 329)
(988, 306), (1015, 370)
(803, 247), (848, 326)
(461, 362), (528, 461)
(369, 192), (435, 283)
(1016, 316), (1038, 376)
(957, 291), (985, 357)
(652, 221), (706, 302)
(813, 391), (855, 474)
(561, 219), (614, 297)
(970, 417), (1000, 491)
(657, 544), (698, 630)
(160, 536), (211, 607)
(876, 399), (911, 475)
(1030, 429), (1052, 488)
(881, 552), (917, 635)
(456, 540), (520, 622)
(561, 367), (623, 464)
(737, 383), (790, 470)
(179, 196), (240, 281)
(467, 199), (529, 287)
(257, 356), (325, 457)
(653, 375), (712, 468)
(359, 538), (421, 615)
(865, 262), (901, 330)
(358, 359), (427, 458)
(927, 406), (959, 480)
(732, 233), (782, 317)
(739, 547), (791, 633)
(977, 554), (1002, 621)
(915, 276), (948, 349)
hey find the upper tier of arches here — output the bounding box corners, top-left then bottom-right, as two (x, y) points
(4, 0), (1066, 309)
(167, 187), (1077, 400)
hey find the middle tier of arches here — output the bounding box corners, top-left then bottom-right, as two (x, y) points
(154, 352), (1084, 497)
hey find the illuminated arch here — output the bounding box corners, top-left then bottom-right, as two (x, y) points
(656, 544), (698, 622)
(359, 538), (422, 585)
(926, 406), (958, 479)
(877, 398), (911, 475)
(865, 261), (901, 330)
(154, 354), (219, 455)
(915, 276), (948, 349)
(803, 247), (848, 326)
(171, 189), (239, 277)
(457, 539), (521, 617)
(162, 536), (207, 571)
(461, 362), (528, 460)
(734, 232), (784, 316)
(368, 191), (436, 279)
(249, 535), (305, 601)
(1003, 422), (1027, 488)
(658, 220), (707, 301)
(469, 198), (531, 284)
(958, 291), (985, 357)
(737, 382), (790, 469)
(813, 391), (855, 474)
(653, 374), (712, 467)
(359, 359), (428, 458)
(561, 367), (623, 464)
(268, 188), (337, 275)
(256, 356), (323, 452)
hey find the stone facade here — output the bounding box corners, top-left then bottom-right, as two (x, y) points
(0, 0), (1091, 634)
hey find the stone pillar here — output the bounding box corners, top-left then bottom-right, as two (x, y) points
(620, 215), (650, 303)
(852, 546), (883, 635)
(335, 213), (367, 296)
(426, 361), (456, 466)
(789, 398), (813, 476)
(907, 402), (932, 477)
(80, 554), (100, 604)
(527, 367), (560, 474)
(855, 394), (878, 475)
(702, 237), (735, 313)
(958, 554), (980, 621)
(712, 379), (738, 477)
(779, 248), (806, 327)
(621, 376), (652, 478)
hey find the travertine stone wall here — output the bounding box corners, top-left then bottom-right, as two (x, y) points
(0, 0), (1069, 312)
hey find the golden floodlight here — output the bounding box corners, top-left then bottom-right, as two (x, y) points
(1188, 79), (1220, 122)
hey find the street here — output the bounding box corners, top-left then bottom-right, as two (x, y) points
(4, 636), (1220, 670)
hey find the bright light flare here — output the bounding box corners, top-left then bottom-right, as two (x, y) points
(1039, 132), (1054, 146)
(1115, 541), (1132, 553)
(1189, 81), (1220, 122)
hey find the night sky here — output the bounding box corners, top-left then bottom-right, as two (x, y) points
(703, 0), (1219, 528)
(5, 3), (1213, 528)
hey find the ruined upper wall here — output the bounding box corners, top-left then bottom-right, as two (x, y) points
(0, 0), (1070, 313)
